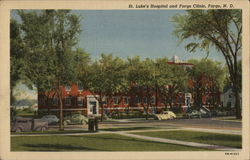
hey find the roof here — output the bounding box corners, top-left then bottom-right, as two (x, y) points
(167, 62), (194, 66)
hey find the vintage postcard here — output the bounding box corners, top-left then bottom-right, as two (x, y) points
(0, 0), (249, 160)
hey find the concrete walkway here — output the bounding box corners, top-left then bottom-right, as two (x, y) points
(116, 132), (240, 151)
(182, 127), (241, 135)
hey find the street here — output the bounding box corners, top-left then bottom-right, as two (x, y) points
(48, 117), (241, 132)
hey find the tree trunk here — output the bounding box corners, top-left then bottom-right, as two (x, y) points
(100, 97), (104, 122)
(155, 84), (158, 111)
(233, 87), (241, 119)
(10, 88), (13, 106)
(146, 102), (149, 120)
(58, 85), (64, 131)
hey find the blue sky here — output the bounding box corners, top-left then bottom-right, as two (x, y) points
(73, 10), (225, 62)
(11, 10), (225, 62)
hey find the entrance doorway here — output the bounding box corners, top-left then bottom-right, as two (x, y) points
(87, 95), (99, 115)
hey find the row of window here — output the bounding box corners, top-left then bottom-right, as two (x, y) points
(40, 96), (163, 106)
(47, 97), (84, 106)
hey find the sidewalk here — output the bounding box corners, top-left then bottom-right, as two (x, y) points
(116, 132), (240, 151)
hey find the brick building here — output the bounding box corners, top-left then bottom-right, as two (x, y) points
(38, 56), (221, 116)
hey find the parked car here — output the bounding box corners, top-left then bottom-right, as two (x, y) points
(153, 111), (176, 120)
(63, 114), (88, 125)
(11, 117), (48, 132)
(200, 107), (212, 118)
(41, 115), (59, 125)
(183, 109), (201, 119)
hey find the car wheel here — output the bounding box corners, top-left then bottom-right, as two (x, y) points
(16, 128), (22, 132)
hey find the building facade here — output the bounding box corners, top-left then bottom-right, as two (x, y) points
(38, 56), (221, 116)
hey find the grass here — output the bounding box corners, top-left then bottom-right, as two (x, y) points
(100, 127), (159, 132)
(11, 133), (210, 151)
(11, 130), (89, 135)
(132, 130), (242, 148)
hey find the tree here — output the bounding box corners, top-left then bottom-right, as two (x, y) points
(10, 19), (26, 105)
(155, 58), (188, 110)
(16, 10), (82, 130)
(172, 10), (242, 119)
(127, 57), (155, 120)
(187, 59), (226, 109)
(84, 54), (129, 121)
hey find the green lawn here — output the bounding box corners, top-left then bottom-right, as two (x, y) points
(100, 127), (159, 132)
(11, 134), (210, 151)
(11, 130), (89, 135)
(132, 130), (242, 148)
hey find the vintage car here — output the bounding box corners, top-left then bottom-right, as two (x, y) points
(41, 115), (59, 125)
(153, 111), (176, 120)
(63, 114), (88, 125)
(183, 109), (202, 119)
(11, 117), (48, 132)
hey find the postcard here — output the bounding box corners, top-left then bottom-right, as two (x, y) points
(0, 0), (249, 160)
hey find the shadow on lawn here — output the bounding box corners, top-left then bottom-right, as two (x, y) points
(76, 135), (164, 145)
(22, 144), (99, 151)
(196, 134), (242, 148)
(100, 127), (155, 132)
(197, 134), (241, 141)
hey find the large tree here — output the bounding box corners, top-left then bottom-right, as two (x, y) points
(10, 19), (27, 105)
(16, 10), (82, 129)
(187, 59), (226, 109)
(127, 57), (156, 120)
(83, 54), (129, 121)
(172, 10), (242, 119)
(155, 58), (188, 110)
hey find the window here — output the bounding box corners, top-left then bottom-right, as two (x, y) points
(77, 97), (84, 106)
(135, 96), (140, 104)
(229, 94), (232, 98)
(151, 96), (156, 104)
(65, 85), (71, 91)
(77, 83), (83, 91)
(143, 97), (148, 104)
(113, 97), (119, 105)
(136, 86), (140, 92)
(52, 98), (58, 106)
(65, 97), (71, 106)
(124, 97), (129, 105)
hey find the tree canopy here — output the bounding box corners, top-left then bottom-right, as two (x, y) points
(172, 10), (242, 119)
(13, 10), (83, 129)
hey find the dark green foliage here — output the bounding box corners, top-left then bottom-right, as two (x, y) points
(187, 59), (226, 108)
(12, 10), (84, 129)
(172, 10), (242, 119)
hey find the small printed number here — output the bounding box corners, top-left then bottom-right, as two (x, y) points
(225, 152), (239, 156)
